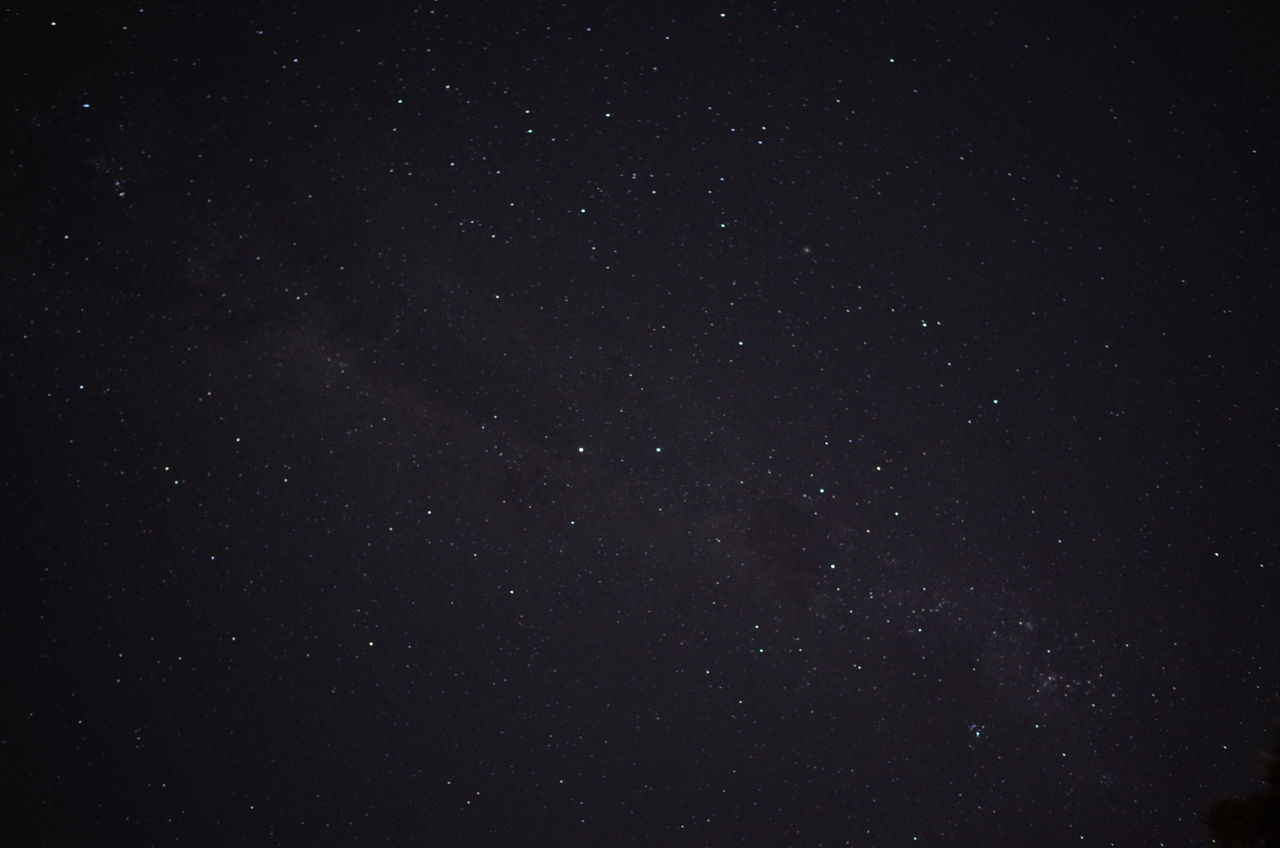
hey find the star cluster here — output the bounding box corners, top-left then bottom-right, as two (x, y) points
(7, 2), (1277, 845)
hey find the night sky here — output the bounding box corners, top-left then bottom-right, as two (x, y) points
(6, 2), (1278, 845)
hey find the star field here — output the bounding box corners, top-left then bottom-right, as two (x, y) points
(6, 2), (1278, 845)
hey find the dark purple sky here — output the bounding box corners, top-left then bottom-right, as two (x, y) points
(7, 2), (1277, 845)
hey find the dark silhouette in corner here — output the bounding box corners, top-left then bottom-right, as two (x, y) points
(1208, 717), (1280, 846)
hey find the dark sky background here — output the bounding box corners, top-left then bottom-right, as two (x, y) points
(6, 1), (1278, 845)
